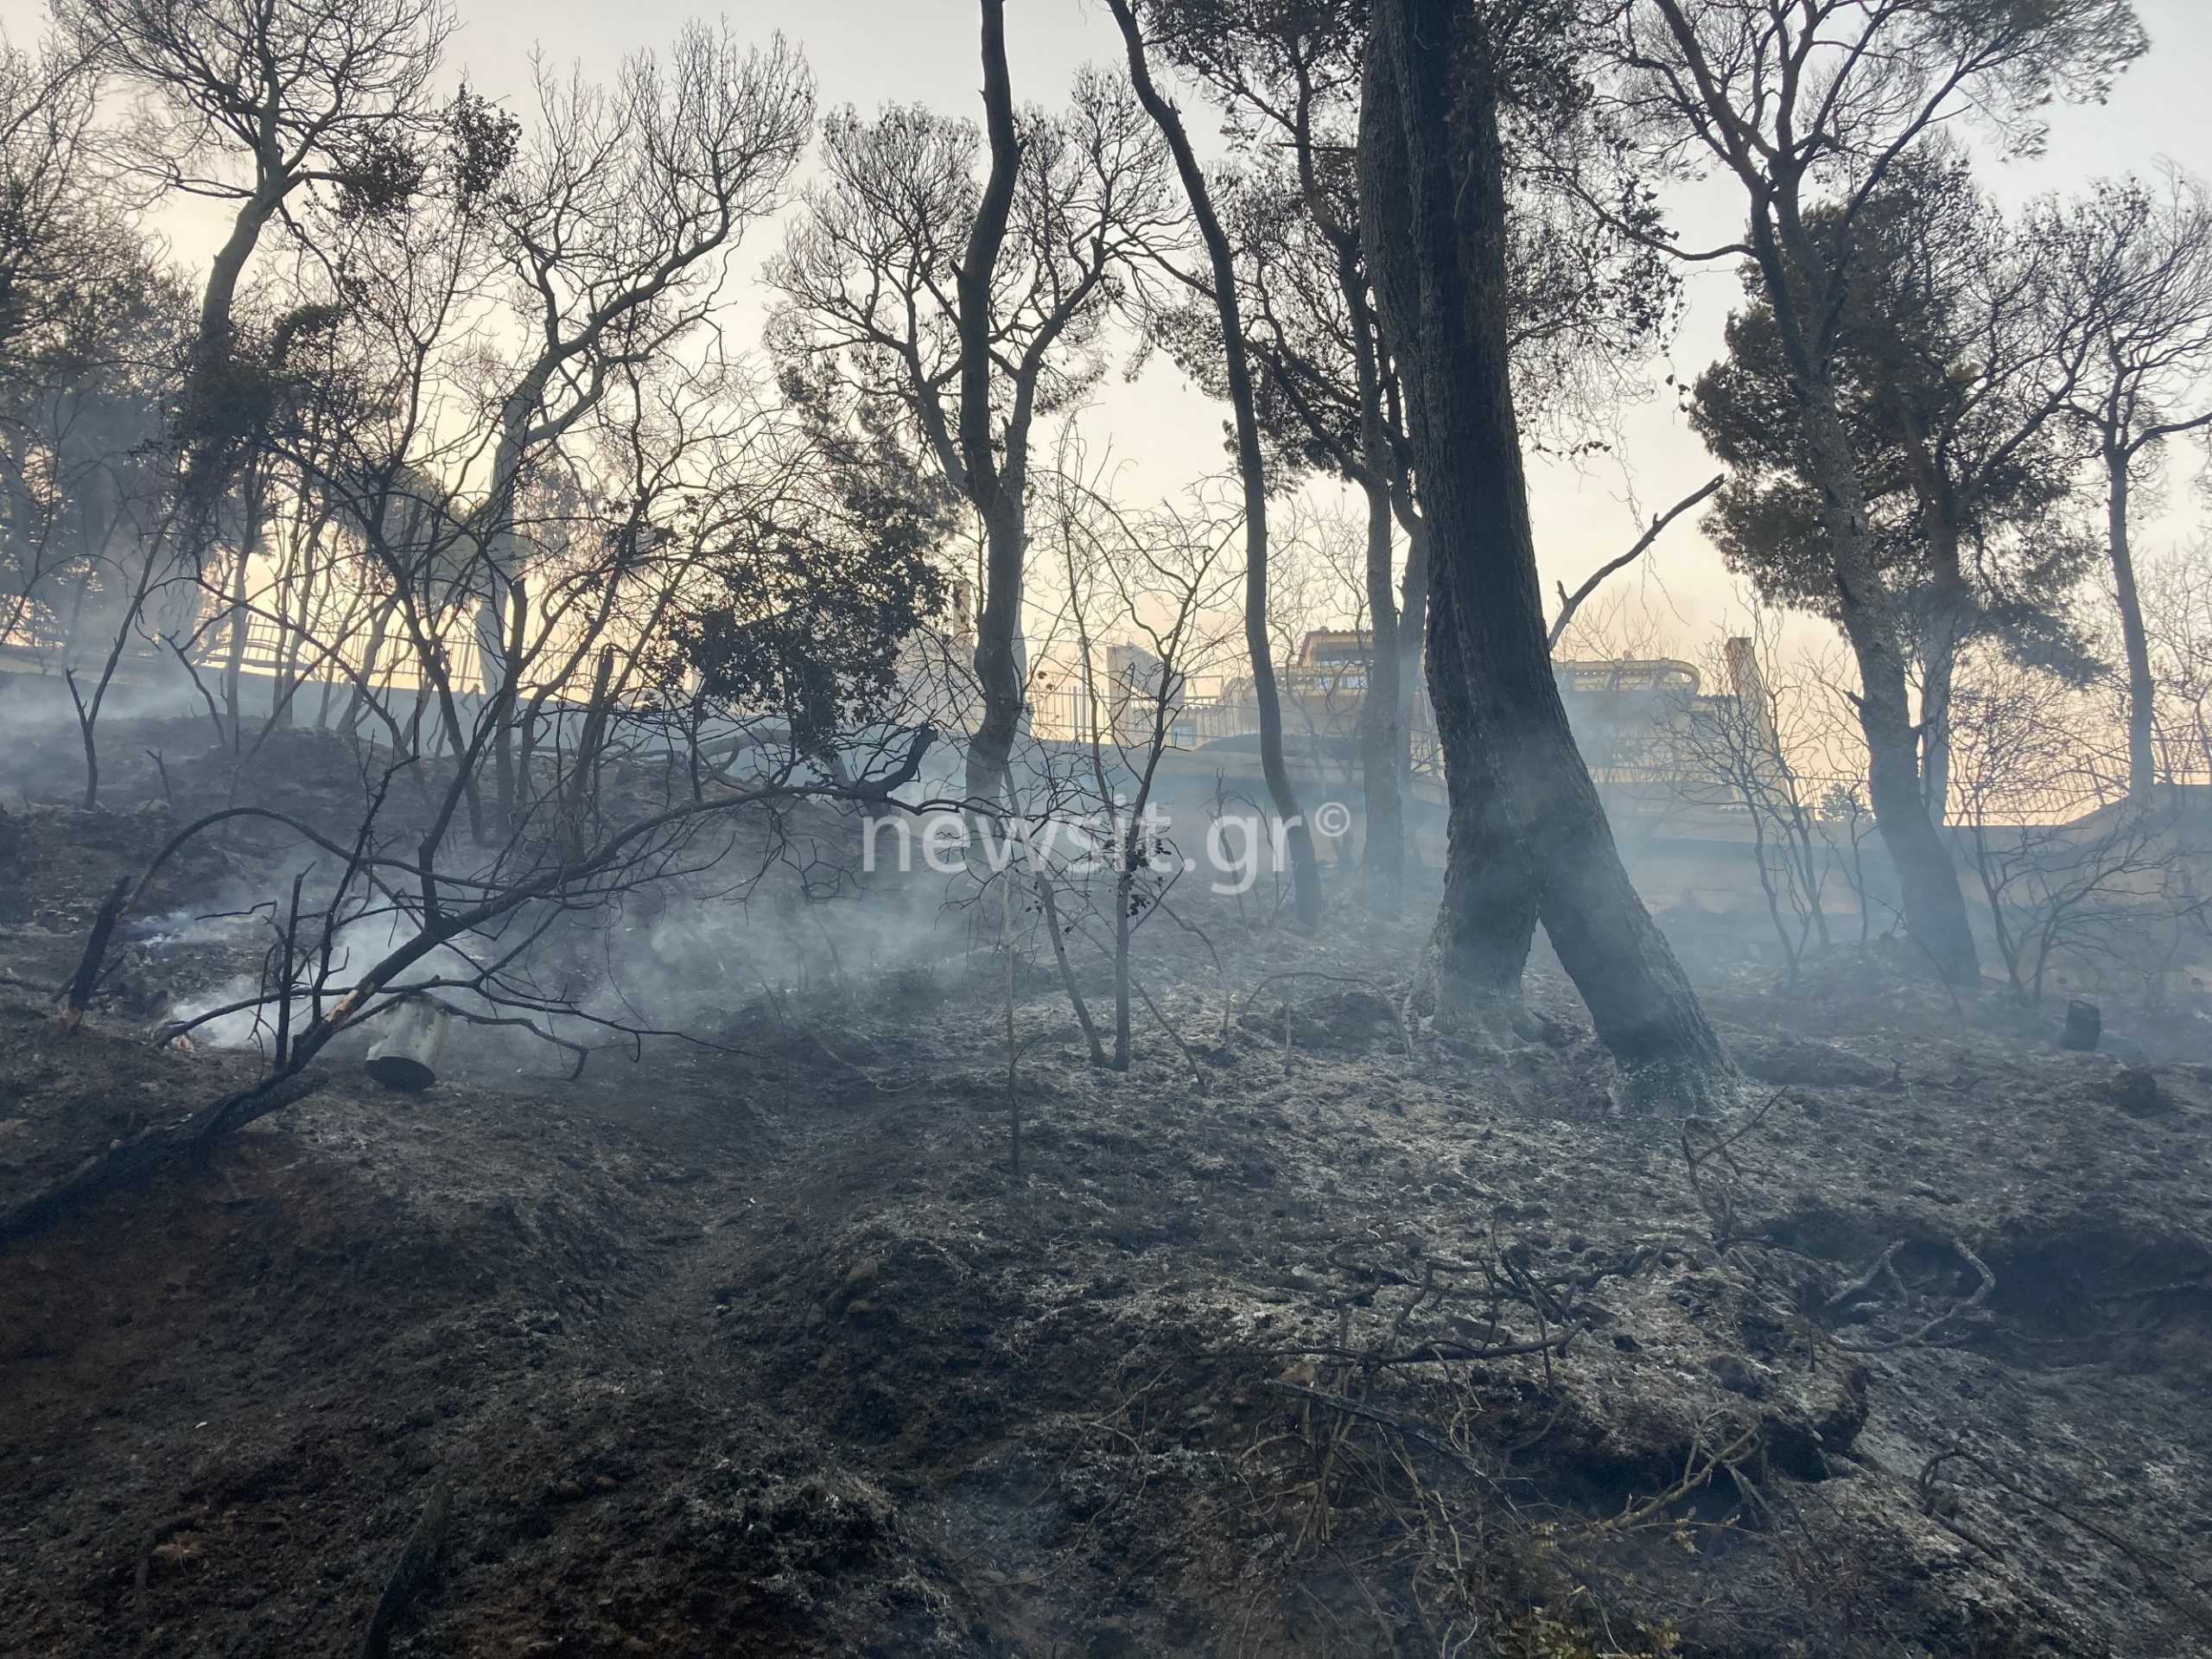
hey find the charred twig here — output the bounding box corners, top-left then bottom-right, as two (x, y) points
(1154, 898), (1230, 1046)
(1825, 1240), (1908, 1312)
(273, 868), (309, 1067)
(1685, 1086), (1790, 1173)
(145, 749), (175, 812)
(357, 1482), (452, 1659)
(1266, 1382), (1512, 1495)
(1548, 474), (1724, 651)
(0, 1073), (325, 1252)
(59, 876), (131, 1033)
(1680, 1088), (1790, 1247)
(1591, 1420), (1764, 1535)
(1034, 870), (1106, 1066)
(1491, 1223), (1562, 1389)
(751, 969), (791, 1043)
(132, 1510), (204, 1594)
(414, 995), (590, 1078)
(1918, 1441), (2212, 1635)
(1831, 1239), (1994, 1354)
(1129, 970), (1207, 1091)
(1244, 1326), (1587, 1370)
(1235, 969), (1380, 1021)
(162, 632), (227, 741)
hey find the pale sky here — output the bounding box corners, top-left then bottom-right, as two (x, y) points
(12, 0), (2209, 656)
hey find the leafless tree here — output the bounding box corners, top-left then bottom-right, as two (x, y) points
(1263, 501), (1368, 811)
(1660, 626), (1834, 978)
(52, 0), (453, 550)
(1052, 469), (1241, 1069)
(8, 393), (952, 1243)
(769, 3), (1173, 810)
(143, 33), (818, 836)
(1950, 654), (2209, 1003)
(0, 26), (126, 379)
(469, 26), (814, 820)
(1815, 781), (1881, 949)
(2137, 545), (2212, 788)
(2042, 167), (2212, 801)
(5, 718), (941, 1248)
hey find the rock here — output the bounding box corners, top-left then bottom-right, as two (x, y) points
(1738, 1037), (1887, 1089)
(2111, 1066), (2169, 1118)
(828, 1256), (881, 1316)
(1707, 1355), (1771, 1401)
(2061, 999), (2101, 1052)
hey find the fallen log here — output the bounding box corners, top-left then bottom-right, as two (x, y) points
(0, 1072), (324, 1252)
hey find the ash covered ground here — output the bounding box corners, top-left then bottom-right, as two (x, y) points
(3, 728), (2210, 1659)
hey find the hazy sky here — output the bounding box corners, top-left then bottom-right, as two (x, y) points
(15, 0), (2210, 653)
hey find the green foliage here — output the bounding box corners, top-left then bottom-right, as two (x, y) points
(1143, 0), (1679, 485)
(1690, 145), (2100, 676)
(676, 372), (955, 754)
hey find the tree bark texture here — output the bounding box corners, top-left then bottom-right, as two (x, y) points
(1359, 0), (1726, 1090)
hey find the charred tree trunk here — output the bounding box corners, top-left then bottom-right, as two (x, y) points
(1920, 626), (1959, 827)
(172, 188), (285, 639)
(1300, 150), (1406, 908)
(1109, 0), (1321, 926)
(488, 572), (527, 833)
(965, 497), (1027, 808)
(1897, 420), (1967, 826)
(955, 1), (1027, 810)
(1726, 183), (1980, 982)
(1359, 0), (1726, 1097)
(1355, 471), (1404, 907)
(344, 594), (399, 737)
(1918, 514), (1967, 828)
(1789, 375), (1979, 982)
(221, 474), (263, 743)
(1395, 505), (1429, 798)
(2105, 439), (2157, 801)
(1342, 238), (1403, 906)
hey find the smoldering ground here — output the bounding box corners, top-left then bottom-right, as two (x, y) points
(6, 732), (2212, 1656)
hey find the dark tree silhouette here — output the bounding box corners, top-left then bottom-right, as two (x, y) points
(1359, 0), (1726, 1103)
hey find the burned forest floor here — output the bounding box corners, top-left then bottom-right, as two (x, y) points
(3, 738), (2212, 1658)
